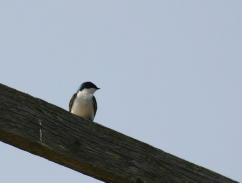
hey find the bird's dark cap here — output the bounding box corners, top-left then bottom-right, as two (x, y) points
(79, 81), (100, 91)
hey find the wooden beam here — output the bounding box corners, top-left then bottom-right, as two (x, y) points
(0, 83), (238, 183)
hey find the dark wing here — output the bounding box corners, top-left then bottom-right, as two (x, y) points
(92, 96), (97, 116)
(69, 93), (77, 112)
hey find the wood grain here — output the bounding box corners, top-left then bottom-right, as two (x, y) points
(0, 83), (237, 183)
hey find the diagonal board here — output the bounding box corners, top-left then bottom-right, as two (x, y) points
(0, 83), (238, 183)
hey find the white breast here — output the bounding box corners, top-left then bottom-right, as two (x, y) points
(71, 92), (94, 121)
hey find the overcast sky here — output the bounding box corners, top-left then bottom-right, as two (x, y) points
(0, 1), (241, 182)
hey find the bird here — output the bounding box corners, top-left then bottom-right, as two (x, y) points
(69, 81), (100, 121)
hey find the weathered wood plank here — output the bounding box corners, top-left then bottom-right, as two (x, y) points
(0, 83), (238, 183)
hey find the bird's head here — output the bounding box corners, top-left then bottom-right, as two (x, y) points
(78, 81), (100, 94)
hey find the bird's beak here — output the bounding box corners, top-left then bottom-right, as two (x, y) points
(96, 88), (100, 90)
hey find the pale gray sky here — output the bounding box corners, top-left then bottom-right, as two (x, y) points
(0, 1), (241, 182)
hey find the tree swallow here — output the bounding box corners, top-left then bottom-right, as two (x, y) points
(69, 82), (100, 121)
